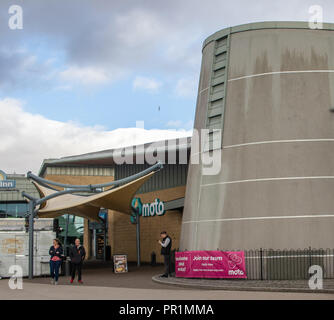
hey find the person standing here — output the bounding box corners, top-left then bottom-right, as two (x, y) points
(49, 239), (63, 285)
(158, 231), (172, 278)
(69, 238), (86, 284)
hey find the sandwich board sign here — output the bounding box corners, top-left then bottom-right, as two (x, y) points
(113, 254), (128, 273)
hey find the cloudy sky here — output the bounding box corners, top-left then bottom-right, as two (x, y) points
(0, 0), (333, 173)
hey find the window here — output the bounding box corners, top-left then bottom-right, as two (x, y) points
(0, 202), (28, 218)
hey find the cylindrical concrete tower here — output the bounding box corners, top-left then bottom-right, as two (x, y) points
(180, 22), (334, 250)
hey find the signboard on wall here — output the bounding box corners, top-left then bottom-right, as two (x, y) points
(0, 237), (24, 255)
(0, 218), (53, 231)
(88, 210), (108, 230)
(113, 254), (128, 273)
(0, 170), (16, 189)
(130, 197), (165, 223)
(175, 251), (247, 279)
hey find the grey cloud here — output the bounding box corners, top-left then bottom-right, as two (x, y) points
(0, 0), (333, 89)
(0, 48), (53, 90)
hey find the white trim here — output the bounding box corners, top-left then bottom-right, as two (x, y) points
(201, 176), (334, 187)
(182, 214), (334, 224)
(189, 139), (334, 158)
(199, 87), (209, 94)
(228, 70), (334, 82)
(223, 138), (334, 149)
(246, 254), (334, 259)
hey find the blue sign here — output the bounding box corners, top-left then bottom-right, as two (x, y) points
(0, 170), (16, 189)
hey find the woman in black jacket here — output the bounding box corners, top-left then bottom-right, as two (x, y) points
(49, 239), (63, 285)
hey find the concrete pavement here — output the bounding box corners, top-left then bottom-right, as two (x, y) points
(1, 280), (334, 300)
(1, 262), (333, 300)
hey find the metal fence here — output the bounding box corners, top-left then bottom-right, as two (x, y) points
(244, 248), (334, 280)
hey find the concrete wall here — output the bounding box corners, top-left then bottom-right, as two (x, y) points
(181, 23), (334, 250)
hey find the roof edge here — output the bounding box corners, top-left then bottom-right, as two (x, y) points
(203, 21), (334, 50)
(38, 136), (192, 177)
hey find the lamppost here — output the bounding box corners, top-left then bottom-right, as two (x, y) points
(22, 162), (162, 279)
(131, 205), (141, 267)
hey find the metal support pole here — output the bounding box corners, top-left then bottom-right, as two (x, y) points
(93, 229), (96, 258)
(260, 248), (263, 281)
(136, 210), (141, 267)
(22, 163), (162, 275)
(28, 200), (35, 280)
(103, 224), (107, 262)
(64, 214), (70, 256)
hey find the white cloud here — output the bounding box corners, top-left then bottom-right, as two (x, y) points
(166, 120), (183, 128)
(115, 9), (164, 48)
(0, 98), (191, 173)
(166, 119), (194, 130)
(53, 85), (72, 91)
(175, 77), (198, 98)
(59, 66), (110, 86)
(133, 76), (162, 92)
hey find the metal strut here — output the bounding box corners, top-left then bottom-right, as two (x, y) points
(27, 162), (163, 191)
(22, 162), (163, 279)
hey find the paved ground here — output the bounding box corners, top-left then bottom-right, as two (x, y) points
(24, 261), (174, 290)
(2, 281), (334, 300)
(1, 261), (333, 300)
(153, 274), (334, 294)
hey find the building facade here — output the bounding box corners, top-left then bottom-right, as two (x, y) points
(180, 22), (334, 251)
(0, 170), (39, 218)
(0, 171), (56, 277)
(39, 138), (190, 263)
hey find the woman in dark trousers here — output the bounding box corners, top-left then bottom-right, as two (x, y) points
(69, 238), (86, 284)
(158, 231), (172, 277)
(49, 239), (63, 285)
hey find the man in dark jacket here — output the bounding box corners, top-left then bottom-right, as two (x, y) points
(69, 238), (86, 284)
(158, 231), (172, 278)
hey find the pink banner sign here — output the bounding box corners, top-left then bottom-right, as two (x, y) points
(175, 251), (247, 279)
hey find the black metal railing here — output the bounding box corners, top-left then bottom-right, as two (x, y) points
(243, 248), (334, 280)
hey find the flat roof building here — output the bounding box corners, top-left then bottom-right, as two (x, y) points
(0, 170), (39, 218)
(39, 137), (191, 263)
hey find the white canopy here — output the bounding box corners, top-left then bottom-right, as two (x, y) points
(32, 172), (154, 222)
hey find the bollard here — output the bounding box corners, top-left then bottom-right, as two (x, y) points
(65, 258), (71, 276)
(170, 249), (176, 275)
(151, 251), (156, 266)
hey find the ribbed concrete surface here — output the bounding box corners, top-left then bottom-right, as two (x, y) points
(181, 23), (334, 251)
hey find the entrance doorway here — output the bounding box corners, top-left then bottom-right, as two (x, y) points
(89, 210), (108, 260)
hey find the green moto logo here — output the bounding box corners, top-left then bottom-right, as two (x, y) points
(131, 197), (165, 223)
